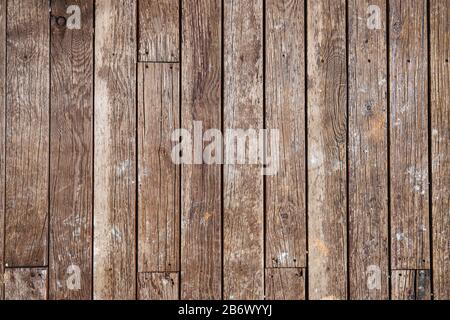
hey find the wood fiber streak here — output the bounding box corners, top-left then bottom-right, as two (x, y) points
(0, 0), (5, 300)
(138, 272), (179, 300)
(4, 268), (47, 300)
(265, 268), (305, 300)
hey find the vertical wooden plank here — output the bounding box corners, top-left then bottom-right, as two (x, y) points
(430, 0), (450, 300)
(224, 0), (264, 300)
(138, 0), (179, 62)
(391, 270), (431, 300)
(348, 0), (389, 299)
(265, 268), (305, 300)
(138, 63), (180, 273)
(138, 272), (178, 300)
(0, 0), (6, 300)
(5, 0), (49, 267)
(49, 0), (94, 300)
(265, 0), (306, 268)
(307, 0), (348, 300)
(4, 268), (48, 300)
(389, 0), (430, 270)
(181, 0), (222, 300)
(94, 0), (136, 300)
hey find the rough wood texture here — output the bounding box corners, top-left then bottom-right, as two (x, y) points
(138, 63), (180, 273)
(5, 0), (49, 267)
(49, 0), (94, 300)
(138, 0), (179, 62)
(138, 272), (178, 300)
(4, 268), (47, 300)
(307, 0), (348, 300)
(348, 0), (389, 300)
(391, 270), (431, 300)
(94, 0), (137, 300)
(430, 0), (450, 300)
(265, 0), (306, 269)
(181, 0), (222, 300)
(265, 268), (305, 300)
(0, 0), (5, 300)
(224, 0), (264, 300)
(389, 0), (430, 270)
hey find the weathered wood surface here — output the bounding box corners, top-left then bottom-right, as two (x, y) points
(181, 0), (222, 300)
(94, 0), (137, 300)
(138, 272), (179, 300)
(5, 0), (49, 267)
(307, 0), (348, 300)
(0, 0), (5, 301)
(138, 63), (180, 273)
(348, 0), (389, 300)
(224, 0), (264, 300)
(265, 0), (306, 269)
(49, 0), (94, 300)
(391, 270), (431, 300)
(138, 0), (179, 62)
(4, 268), (47, 300)
(430, 0), (450, 300)
(265, 268), (305, 300)
(389, 0), (430, 270)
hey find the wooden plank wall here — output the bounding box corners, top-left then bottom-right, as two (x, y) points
(0, 0), (448, 300)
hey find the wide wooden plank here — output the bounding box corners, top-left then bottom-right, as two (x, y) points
(224, 0), (264, 300)
(181, 0), (222, 300)
(138, 273), (179, 300)
(4, 268), (47, 300)
(391, 270), (431, 300)
(265, 0), (306, 268)
(138, 0), (179, 62)
(430, 0), (450, 300)
(0, 0), (5, 300)
(94, 0), (137, 300)
(265, 268), (305, 300)
(138, 63), (180, 272)
(5, 0), (49, 267)
(348, 0), (389, 299)
(389, 0), (430, 270)
(49, 0), (94, 300)
(307, 0), (347, 300)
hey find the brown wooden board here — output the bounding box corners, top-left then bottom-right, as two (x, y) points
(4, 268), (47, 300)
(0, 0), (5, 300)
(307, 0), (348, 300)
(94, 0), (137, 300)
(265, 0), (306, 269)
(138, 63), (180, 273)
(265, 268), (305, 300)
(391, 270), (431, 300)
(138, 272), (179, 300)
(5, 0), (50, 267)
(348, 0), (389, 300)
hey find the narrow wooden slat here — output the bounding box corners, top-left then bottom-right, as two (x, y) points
(265, 0), (306, 268)
(4, 268), (47, 300)
(138, 0), (179, 62)
(391, 270), (431, 300)
(389, 0), (430, 270)
(49, 0), (94, 300)
(5, 0), (49, 267)
(307, 0), (347, 300)
(0, 0), (5, 300)
(348, 0), (389, 299)
(94, 0), (137, 300)
(138, 272), (178, 300)
(430, 0), (450, 300)
(138, 63), (180, 272)
(224, 0), (264, 300)
(181, 0), (222, 300)
(265, 268), (305, 300)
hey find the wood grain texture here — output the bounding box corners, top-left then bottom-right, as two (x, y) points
(181, 0), (222, 300)
(138, 0), (179, 62)
(138, 63), (180, 273)
(391, 270), (431, 300)
(5, 0), (49, 267)
(223, 0), (264, 300)
(348, 0), (389, 300)
(138, 272), (178, 300)
(430, 0), (450, 300)
(49, 0), (94, 300)
(307, 0), (347, 300)
(0, 0), (5, 301)
(265, 0), (306, 268)
(4, 268), (47, 300)
(265, 268), (305, 300)
(94, 0), (137, 300)
(389, 0), (430, 270)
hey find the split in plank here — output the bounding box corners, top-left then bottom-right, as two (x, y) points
(391, 270), (431, 300)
